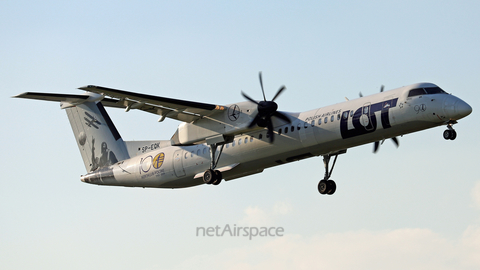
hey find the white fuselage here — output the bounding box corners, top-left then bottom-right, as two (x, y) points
(80, 83), (471, 188)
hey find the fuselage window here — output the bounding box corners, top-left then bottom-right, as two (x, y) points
(311, 120), (315, 127)
(226, 143), (229, 149)
(244, 137), (248, 144)
(324, 117), (328, 124)
(304, 122), (308, 128)
(318, 119), (322, 125)
(238, 138), (242, 145)
(297, 123), (301, 130)
(291, 126), (295, 132)
(232, 140), (236, 146)
(363, 107), (369, 114)
(337, 114), (340, 120)
(259, 134), (263, 140)
(330, 115), (334, 122)
(197, 149), (201, 156)
(250, 137), (254, 142)
(284, 127), (288, 134)
(278, 128), (282, 135)
(350, 110), (354, 117)
(343, 111), (349, 119)
(184, 152), (188, 159)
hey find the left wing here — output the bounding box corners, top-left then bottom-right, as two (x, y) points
(79, 85), (226, 123)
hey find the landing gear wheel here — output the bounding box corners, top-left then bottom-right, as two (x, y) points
(212, 170), (222, 185)
(326, 180), (336, 195)
(443, 130), (457, 140)
(318, 180), (328, 194)
(203, 169), (215, 184)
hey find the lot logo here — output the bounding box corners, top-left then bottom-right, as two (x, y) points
(153, 153), (165, 169)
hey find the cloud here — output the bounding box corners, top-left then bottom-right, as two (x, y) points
(174, 227), (480, 270)
(239, 201), (293, 227)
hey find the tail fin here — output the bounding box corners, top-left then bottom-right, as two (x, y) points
(14, 92), (130, 172)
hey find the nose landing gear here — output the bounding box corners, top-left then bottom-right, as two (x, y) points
(443, 121), (457, 140)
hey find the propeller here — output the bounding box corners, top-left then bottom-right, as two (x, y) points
(372, 84), (399, 153)
(242, 72), (291, 143)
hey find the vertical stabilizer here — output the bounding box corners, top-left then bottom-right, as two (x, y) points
(64, 101), (130, 172)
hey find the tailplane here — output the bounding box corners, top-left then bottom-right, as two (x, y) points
(14, 92), (130, 172)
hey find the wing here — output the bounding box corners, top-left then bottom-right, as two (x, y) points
(79, 85), (226, 123)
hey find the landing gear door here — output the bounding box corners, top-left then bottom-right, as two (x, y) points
(173, 150), (186, 177)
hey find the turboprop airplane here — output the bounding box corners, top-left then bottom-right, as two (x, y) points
(13, 73), (472, 195)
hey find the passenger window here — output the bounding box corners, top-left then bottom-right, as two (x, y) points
(291, 126), (294, 132)
(311, 120), (315, 127)
(304, 122), (308, 128)
(350, 110), (354, 117)
(408, 88), (427, 97)
(226, 143), (229, 149)
(278, 128), (282, 135)
(259, 134), (263, 140)
(343, 111), (349, 119)
(250, 137), (254, 142)
(238, 138), (242, 145)
(330, 115), (334, 122)
(197, 149), (201, 156)
(318, 119), (322, 125)
(324, 117), (328, 124)
(284, 127), (288, 134)
(297, 123), (301, 130)
(337, 114), (340, 120)
(244, 137), (248, 144)
(184, 152), (188, 159)
(232, 140), (236, 146)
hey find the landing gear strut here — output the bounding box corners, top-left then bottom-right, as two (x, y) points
(203, 143), (225, 185)
(443, 121), (457, 140)
(318, 150), (346, 195)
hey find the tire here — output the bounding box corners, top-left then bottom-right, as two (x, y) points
(318, 180), (328, 194)
(327, 180), (336, 195)
(450, 130), (457, 140)
(443, 130), (451, 140)
(203, 169), (215, 184)
(212, 170), (222, 185)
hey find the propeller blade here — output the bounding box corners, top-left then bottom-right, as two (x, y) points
(272, 85), (286, 102)
(380, 85), (384, 92)
(391, 137), (399, 147)
(266, 119), (274, 143)
(248, 114), (262, 128)
(242, 91), (259, 105)
(273, 111), (291, 124)
(259, 72), (266, 102)
(373, 141), (380, 153)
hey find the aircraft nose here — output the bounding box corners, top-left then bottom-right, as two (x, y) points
(444, 96), (472, 120)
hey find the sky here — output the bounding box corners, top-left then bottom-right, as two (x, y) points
(1, 1), (480, 269)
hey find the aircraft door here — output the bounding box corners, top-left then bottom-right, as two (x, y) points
(173, 149), (186, 177)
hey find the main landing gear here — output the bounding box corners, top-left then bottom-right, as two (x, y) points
(317, 150), (346, 195)
(203, 143), (224, 186)
(443, 121), (457, 140)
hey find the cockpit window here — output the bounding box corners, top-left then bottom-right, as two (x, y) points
(408, 87), (447, 97)
(408, 88), (426, 97)
(424, 87), (446, 94)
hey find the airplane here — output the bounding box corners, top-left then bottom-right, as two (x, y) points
(13, 73), (472, 195)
